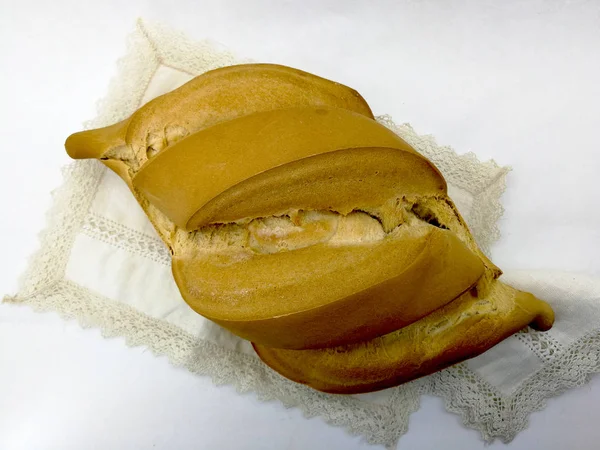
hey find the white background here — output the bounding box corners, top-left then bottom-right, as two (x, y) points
(1, 1), (599, 449)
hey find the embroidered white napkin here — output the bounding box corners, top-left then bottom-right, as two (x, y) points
(5, 20), (600, 449)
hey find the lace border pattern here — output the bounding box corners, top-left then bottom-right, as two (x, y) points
(4, 280), (420, 449)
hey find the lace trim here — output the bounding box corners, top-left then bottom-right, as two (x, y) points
(4, 280), (420, 449)
(421, 327), (600, 443)
(82, 212), (171, 266)
(515, 327), (563, 363)
(4, 18), (600, 448)
(16, 160), (105, 298)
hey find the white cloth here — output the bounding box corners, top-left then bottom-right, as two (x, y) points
(4, 20), (600, 449)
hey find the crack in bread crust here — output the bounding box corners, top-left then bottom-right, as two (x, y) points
(99, 151), (499, 285)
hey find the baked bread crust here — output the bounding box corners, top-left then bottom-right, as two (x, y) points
(65, 63), (555, 393)
(254, 281), (554, 394)
(132, 106), (445, 230)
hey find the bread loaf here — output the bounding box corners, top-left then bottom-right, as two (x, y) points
(132, 106), (444, 230)
(254, 281), (554, 394)
(65, 63), (555, 392)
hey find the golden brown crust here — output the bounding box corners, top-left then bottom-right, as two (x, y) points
(132, 105), (446, 229)
(173, 222), (485, 349)
(65, 63), (373, 170)
(125, 64), (374, 165)
(65, 119), (129, 161)
(253, 281), (555, 394)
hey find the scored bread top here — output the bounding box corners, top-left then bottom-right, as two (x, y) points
(65, 63), (373, 170)
(132, 107), (446, 230)
(172, 209), (485, 349)
(125, 63), (374, 170)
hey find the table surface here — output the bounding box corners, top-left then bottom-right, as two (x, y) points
(1, 1), (599, 449)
